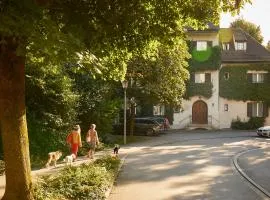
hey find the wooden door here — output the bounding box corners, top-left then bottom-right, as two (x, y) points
(192, 100), (208, 124)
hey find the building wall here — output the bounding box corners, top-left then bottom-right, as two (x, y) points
(173, 70), (220, 129)
(187, 32), (219, 46)
(219, 98), (270, 128)
(172, 32), (220, 129)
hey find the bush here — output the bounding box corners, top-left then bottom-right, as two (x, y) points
(231, 117), (265, 130)
(33, 156), (120, 200)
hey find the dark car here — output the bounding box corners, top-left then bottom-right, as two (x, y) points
(145, 116), (170, 130)
(113, 118), (161, 136)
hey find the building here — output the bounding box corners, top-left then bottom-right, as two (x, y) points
(172, 25), (270, 129)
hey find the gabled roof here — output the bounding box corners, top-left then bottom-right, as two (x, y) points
(220, 28), (270, 63)
(186, 22), (219, 33)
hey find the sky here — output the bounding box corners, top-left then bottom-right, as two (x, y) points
(220, 0), (270, 45)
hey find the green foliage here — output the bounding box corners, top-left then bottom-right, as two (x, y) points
(188, 43), (221, 71)
(220, 64), (270, 103)
(266, 41), (270, 51)
(184, 82), (213, 99)
(230, 18), (264, 44)
(231, 117), (265, 130)
(126, 39), (190, 106)
(69, 71), (121, 136)
(33, 156), (120, 200)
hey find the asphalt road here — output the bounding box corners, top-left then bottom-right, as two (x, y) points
(109, 130), (270, 200)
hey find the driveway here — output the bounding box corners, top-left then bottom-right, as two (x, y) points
(109, 130), (270, 200)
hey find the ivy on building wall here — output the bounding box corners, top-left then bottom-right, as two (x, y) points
(219, 64), (270, 104)
(187, 41), (221, 72)
(184, 82), (213, 99)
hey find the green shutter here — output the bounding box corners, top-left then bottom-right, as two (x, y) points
(247, 73), (252, 83)
(247, 102), (252, 117)
(190, 72), (195, 83)
(207, 41), (213, 47)
(205, 73), (211, 83)
(263, 103), (269, 117)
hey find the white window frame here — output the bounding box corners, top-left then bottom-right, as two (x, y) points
(195, 73), (205, 83)
(252, 73), (264, 83)
(222, 43), (230, 50)
(251, 102), (264, 117)
(153, 105), (165, 116)
(235, 42), (247, 50)
(196, 41), (207, 51)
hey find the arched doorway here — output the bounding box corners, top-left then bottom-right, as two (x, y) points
(192, 100), (208, 124)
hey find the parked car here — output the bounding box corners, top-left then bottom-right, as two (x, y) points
(113, 118), (161, 136)
(257, 126), (270, 137)
(145, 116), (170, 130)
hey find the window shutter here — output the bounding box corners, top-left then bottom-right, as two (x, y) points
(190, 72), (195, 82)
(247, 103), (252, 117)
(207, 41), (213, 47)
(247, 73), (252, 83)
(265, 73), (270, 83)
(205, 73), (211, 83)
(191, 41), (197, 49)
(263, 103), (269, 117)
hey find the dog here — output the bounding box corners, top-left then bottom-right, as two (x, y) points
(113, 145), (120, 157)
(64, 154), (76, 165)
(45, 151), (62, 168)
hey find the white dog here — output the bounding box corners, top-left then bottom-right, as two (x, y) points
(64, 154), (75, 165)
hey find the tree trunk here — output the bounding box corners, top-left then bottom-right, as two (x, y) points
(0, 37), (33, 200)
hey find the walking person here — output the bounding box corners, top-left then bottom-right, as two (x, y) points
(66, 125), (82, 160)
(86, 124), (100, 159)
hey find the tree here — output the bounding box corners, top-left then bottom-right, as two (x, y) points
(266, 41), (270, 51)
(0, 0), (250, 199)
(230, 18), (264, 44)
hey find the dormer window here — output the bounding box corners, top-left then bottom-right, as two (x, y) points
(222, 43), (230, 50)
(235, 42), (247, 50)
(196, 41), (207, 51)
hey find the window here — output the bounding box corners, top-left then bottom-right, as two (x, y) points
(195, 73), (205, 83)
(224, 104), (228, 111)
(235, 42), (247, 50)
(252, 73), (264, 83)
(224, 72), (229, 80)
(153, 105), (165, 116)
(222, 43), (230, 50)
(196, 41), (207, 51)
(247, 102), (268, 117)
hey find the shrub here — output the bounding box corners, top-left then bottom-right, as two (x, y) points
(33, 156), (120, 200)
(231, 117), (265, 130)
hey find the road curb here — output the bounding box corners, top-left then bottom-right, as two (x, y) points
(233, 148), (270, 199)
(105, 154), (128, 200)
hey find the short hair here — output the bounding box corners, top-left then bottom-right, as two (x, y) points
(90, 124), (96, 129)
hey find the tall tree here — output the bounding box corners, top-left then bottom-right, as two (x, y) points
(230, 18), (264, 43)
(266, 41), (270, 51)
(0, 0), (250, 199)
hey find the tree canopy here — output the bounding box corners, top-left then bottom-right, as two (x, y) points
(230, 18), (264, 44)
(0, 0), (251, 199)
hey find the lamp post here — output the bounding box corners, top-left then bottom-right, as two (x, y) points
(121, 80), (128, 144)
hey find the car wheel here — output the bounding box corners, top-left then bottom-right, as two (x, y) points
(146, 129), (154, 136)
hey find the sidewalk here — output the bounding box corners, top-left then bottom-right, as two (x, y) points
(0, 149), (112, 198)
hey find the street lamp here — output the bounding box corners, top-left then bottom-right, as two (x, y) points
(121, 80), (128, 144)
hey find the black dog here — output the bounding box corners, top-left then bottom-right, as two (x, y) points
(113, 145), (120, 155)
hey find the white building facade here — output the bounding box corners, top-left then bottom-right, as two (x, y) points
(173, 26), (270, 129)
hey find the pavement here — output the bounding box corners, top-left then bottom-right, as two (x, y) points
(236, 145), (270, 197)
(0, 149), (112, 198)
(0, 130), (270, 199)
